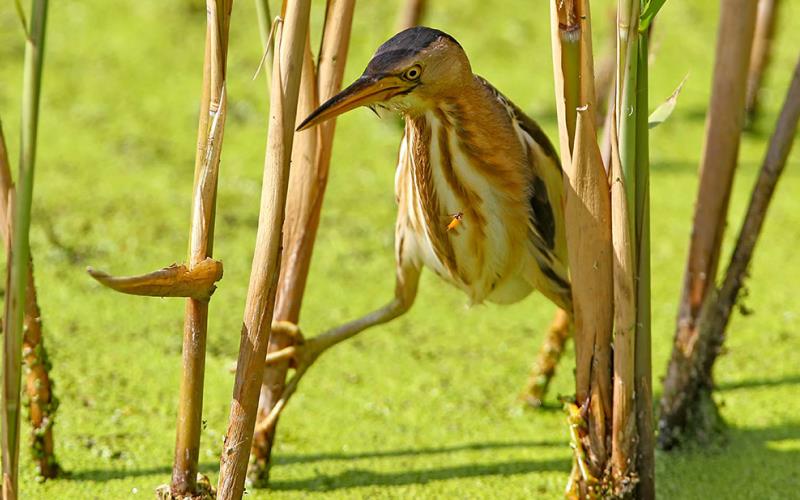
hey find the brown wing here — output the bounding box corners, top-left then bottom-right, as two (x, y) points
(474, 75), (561, 165)
(475, 75), (571, 309)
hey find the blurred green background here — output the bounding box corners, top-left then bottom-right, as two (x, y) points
(0, 0), (799, 498)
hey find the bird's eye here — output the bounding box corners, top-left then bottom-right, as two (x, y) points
(403, 66), (422, 81)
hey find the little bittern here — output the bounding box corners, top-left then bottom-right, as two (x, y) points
(262, 27), (571, 427)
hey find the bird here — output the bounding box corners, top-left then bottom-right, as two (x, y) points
(263, 26), (571, 423)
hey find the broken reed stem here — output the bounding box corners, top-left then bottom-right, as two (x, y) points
(273, 40), (317, 339)
(745, 0), (779, 122)
(20, 263), (58, 480)
(397, 0), (427, 32)
(170, 1), (233, 496)
(86, 3), (230, 495)
(0, 122), (59, 481)
(660, 0), (758, 449)
(216, 1), (312, 497)
(2, 1), (48, 497)
(87, 259), (223, 301)
(251, 0), (355, 484)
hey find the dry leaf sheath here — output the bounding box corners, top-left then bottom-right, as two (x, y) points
(87, 259), (223, 301)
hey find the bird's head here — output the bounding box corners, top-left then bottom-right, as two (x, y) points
(297, 26), (470, 131)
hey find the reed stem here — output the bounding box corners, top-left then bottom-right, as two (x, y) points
(251, 0), (355, 484)
(2, 2), (48, 497)
(633, 25), (655, 499)
(660, 0), (758, 449)
(216, 1), (312, 497)
(170, 1), (233, 496)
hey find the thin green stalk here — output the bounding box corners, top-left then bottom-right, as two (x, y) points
(614, 1), (656, 496)
(618, 0), (639, 238)
(633, 25), (655, 500)
(2, 79), (59, 489)
(2, 1), (48, 498)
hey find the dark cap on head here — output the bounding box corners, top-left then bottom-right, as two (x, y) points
(365, 26), (461, 75)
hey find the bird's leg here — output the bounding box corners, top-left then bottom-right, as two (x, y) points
(523, 308), (571, 407)
(256, 260), (421, 434)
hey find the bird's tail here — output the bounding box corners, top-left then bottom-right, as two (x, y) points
(528, 254), (573, 315)
(549, 279), (573, 317)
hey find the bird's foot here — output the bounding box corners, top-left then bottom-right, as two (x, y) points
(265, 320), (321, 370)
(258, 322), (329, 435)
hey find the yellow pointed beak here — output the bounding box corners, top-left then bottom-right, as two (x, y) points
(296, 75), (406, 131)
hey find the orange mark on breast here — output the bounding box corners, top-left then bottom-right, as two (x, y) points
(446, 212), (464, 232)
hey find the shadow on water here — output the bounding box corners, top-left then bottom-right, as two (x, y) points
(63, 462), (218, 482)
(273, 439), (563, 466)
(267, 422), (800, 494)
(269, 457), (569, 492)
(63, 377), (800, 495)
(270, 440), (568, 491)
(716, 374), (800, 392)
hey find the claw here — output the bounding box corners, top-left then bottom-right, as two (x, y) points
(264, 345), (297, 365)
(271, 320), (304, 342)
(264, 321), (305, 368)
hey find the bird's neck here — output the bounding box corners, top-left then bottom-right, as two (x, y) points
(400, 74), (482, 120)
(401, 83), (529, 269)
(402, 80), (522, 175)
